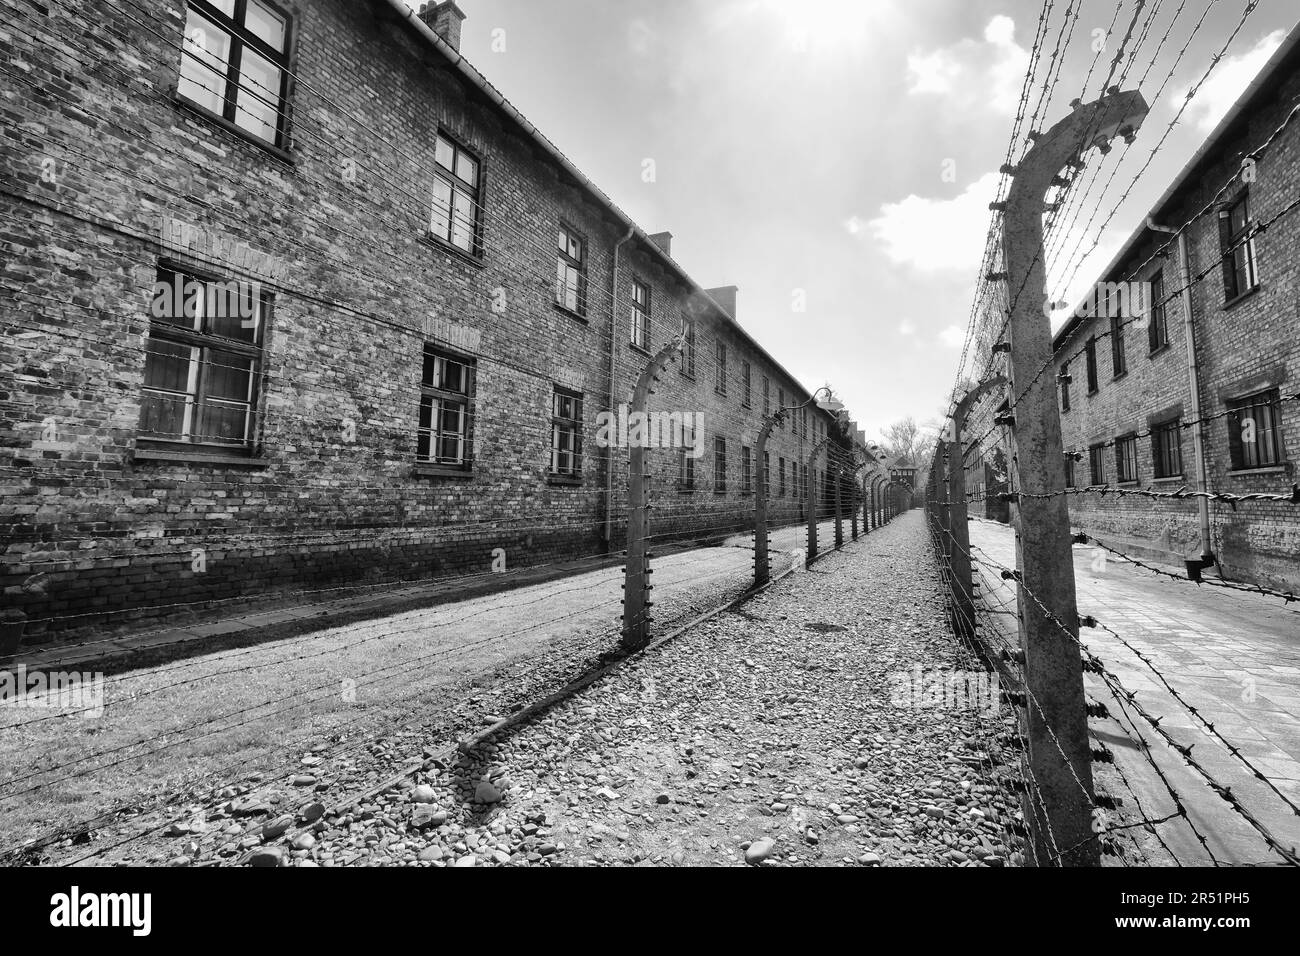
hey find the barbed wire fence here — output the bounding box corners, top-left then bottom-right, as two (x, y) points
(925, 13), (1300, 863)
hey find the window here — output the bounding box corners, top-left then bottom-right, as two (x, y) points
(550, 387), (583, 479)
(1152, 419), (1182, 479)
(801, 408), (808, 439)
(715, 341), (727, 395)
(762, 375), (770, 415)
(681, 317), (696, 377)
(1219, 193), (1259, 302)
(139, 265), (266, 453)
(1110, 316), (1126, 378)
(1059, 362), (1071, 413)
(741, 445), (752, 494)
(778, 389), (785, 428)
(1085, 336), (1099, 394)
(1088, 444), (1105, 485)
(418, 346), (475, 470)
(556, 225), (587, 316)
(177, 0), (292, 147)
(713, 437), (727, 493)
(763, 450), (770, 496)
(1147, 271), (1169, 352)
(778, 457), (786, 497)
(430, 132), (482, 255)
(1228, 389), (1284, 470)
(1115, 434), (1138, 484)
(631, 279), (650, 350)
(1064, 454), (1076, 489)
(680, 422), (696, 490)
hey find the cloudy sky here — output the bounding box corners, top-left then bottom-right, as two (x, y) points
(405, 0), (1294, 440)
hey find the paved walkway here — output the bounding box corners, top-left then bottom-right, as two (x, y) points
(969, 518), (1300, 866)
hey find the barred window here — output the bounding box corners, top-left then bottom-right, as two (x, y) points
(778, 389), (785, 429)
(550, 387), (583, 479)
(1219, 193), (1259, 302)
(178, 0), (292, 147)
(556, 225), (587, 316)
(1228, 389), (1284, 470)
(763, 375), (770, 415)
(1085, 336), (1099, 393)
(1152, 419), (1182, 479)
(1064, 454), (1076, 489)
(140, 265), (267, 453)
(1089, 444), (1105, 485)
(779, 457), (786, 497)
(1059, 362), (1071, 413)
(741, 361), (752, 407)
(714, 437), (727, 493)
(418, 346), (475, 470)
(715, 341), (727, 395)
(741, 445), (752, 494)
(631, 279), (650, 350)
(763, 450), (770, 495)
(1115, 434), (1138, 484)
(430, 132), (482, 255)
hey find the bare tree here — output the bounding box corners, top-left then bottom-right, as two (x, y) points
(881, 417), (922, 463)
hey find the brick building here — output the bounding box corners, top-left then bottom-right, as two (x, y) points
(1049, 26), (1300, 594)
(0, 0), (853, 638)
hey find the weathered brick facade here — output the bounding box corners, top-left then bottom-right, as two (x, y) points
(1050, 32), (1300, 594)
(0, 0), (852, 639)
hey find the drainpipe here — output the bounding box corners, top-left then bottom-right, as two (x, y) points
(1147, 218), (1214, 571)
(605, 226), (636, 550)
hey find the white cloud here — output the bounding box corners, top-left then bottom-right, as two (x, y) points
(862, 170), (1001, 273)
(1172, 30), (1285, 132)
(905, 16), (1029, 115)
(898, 319), (916, 336)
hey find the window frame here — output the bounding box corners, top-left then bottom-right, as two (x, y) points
(429, 129), (484, 258)
(1151, 418), (1183, 480)
(1088, 443), (1106, 486)
(680, 316), (696, 377)
(1085, 335), (1099, 394)
(741, 360), (752, 408)
(1147, 270), (1169, 353)
(549, 385), (584, 481)
(1059, 361), (1071, 413)
(555, 223), (588, 318)
(1115, 433), (1139, 484)
(1219, 192), (1260, 304)
(417, 344), (477, 474)
(741, 445), (752, 495)
(1227, 388), (1285, 471)
(679, 421), (697, 491)
(176, 0), (294, 150)
(714, 436), (727, 493)
(1110, 314), (1127, 378)
(714, 340), (727, 396)
(630, 278), (651, 351)
(138, 262), (268, 457)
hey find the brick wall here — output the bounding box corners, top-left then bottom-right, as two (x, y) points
(0, 0), (846, 638)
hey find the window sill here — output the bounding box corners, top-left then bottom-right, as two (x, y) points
(680, 371), (696, 381)
(419, 232), (485, 268)
(677, 486), (697, 494)
(741, 402), (752, 410)
(173, 94), (295, 166)
(553, 303), (588, 324)
(1116, 480), (1140, 487)
(1223, 284), (1261, 310)
(1149, 343), (1171, 359)
(1227, 464), (1289, 478)
(1112, 371), (1128, 383)
(547, 474), (583, 487)
(133, 448), (267, 468)
(1151, 474), (1185, 483)
(715, 389), (727, 398)
(629, 342), (651, 357)
(414, 464), (473, 479)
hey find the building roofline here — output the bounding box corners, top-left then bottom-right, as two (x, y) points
(377, 0), (834, 414)
(1052, 19), (1300, 351)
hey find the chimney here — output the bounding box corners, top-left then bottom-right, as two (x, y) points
(648, 232), (673, 256)
(706, 285), (738, 320)
(419, 1), (466, 52)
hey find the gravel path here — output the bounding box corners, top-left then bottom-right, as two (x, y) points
(56, 512), (1026, 867)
